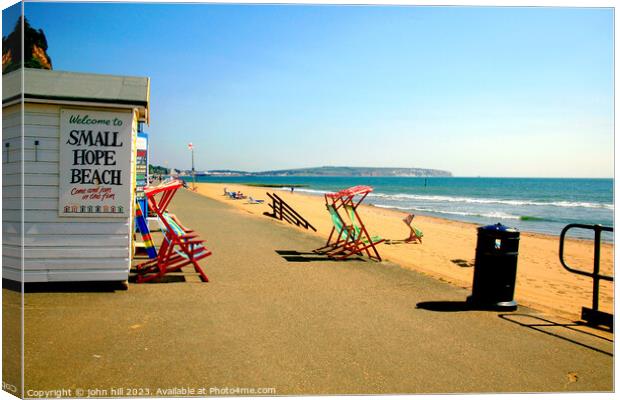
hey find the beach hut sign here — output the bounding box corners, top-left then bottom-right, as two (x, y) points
(59, 109), (133, 217)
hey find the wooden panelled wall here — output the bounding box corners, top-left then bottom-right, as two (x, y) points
(2, 103), (135, 282)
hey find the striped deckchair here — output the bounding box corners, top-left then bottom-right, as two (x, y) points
(344, 204), (384, 245)
(248, 196), (264, 204)
(134, 180), (211, 283)
(403, 214), (423, 243)
(314, 186), (383, 261)
(314, 204), (355, 254)
(157, 212), (212, 263)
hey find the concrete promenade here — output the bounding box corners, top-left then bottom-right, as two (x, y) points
(17, 189), (613, 395)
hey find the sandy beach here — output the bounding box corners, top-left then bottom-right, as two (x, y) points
(194, 182), (613, 322)
(17, 188), (612, 394)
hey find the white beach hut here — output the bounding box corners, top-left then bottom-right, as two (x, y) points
(2, 68), (150, 282)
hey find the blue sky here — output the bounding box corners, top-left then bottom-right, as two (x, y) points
(7, 3), (615, 177)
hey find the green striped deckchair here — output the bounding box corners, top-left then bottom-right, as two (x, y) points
(313, 205), (354, 253)
(344, 204), (383, 244)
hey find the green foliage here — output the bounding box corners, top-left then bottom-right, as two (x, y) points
(2, 16), (52, 74)
(149, 164), (169, 175)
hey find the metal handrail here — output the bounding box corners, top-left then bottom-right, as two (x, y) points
(559, 223), (613, 281)
(559, 223), (613, 327)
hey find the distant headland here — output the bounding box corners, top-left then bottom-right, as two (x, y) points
(156, 166), (453, 177)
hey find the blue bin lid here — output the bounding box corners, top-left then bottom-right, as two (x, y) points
(479, 223), (518, 232)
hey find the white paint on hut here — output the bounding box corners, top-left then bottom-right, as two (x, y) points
(2, 68), (150, 282)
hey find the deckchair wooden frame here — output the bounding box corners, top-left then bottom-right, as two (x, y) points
(315, 185), (383, 261)
(135, 180), (211, 283)
(403, 214), (423, 243)
(313, 204), (356, 253)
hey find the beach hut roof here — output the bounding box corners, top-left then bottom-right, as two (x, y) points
(2, 68), (151, 123)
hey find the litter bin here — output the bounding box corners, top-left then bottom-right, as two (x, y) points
(467, 223), (520, 310)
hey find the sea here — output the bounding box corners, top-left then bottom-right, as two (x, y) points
(187, 176), (614, 241)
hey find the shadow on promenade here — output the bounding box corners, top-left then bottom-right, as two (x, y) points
(5, 279), (128, 293)
(416, 298), (613, 357)
(275, 250), (364, 263)
(499, 313), (613, 357)
(416, 301), (472, 312)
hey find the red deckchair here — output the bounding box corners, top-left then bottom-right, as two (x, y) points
(314, 185), (384, 261)
(135, 179), (211, 283)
